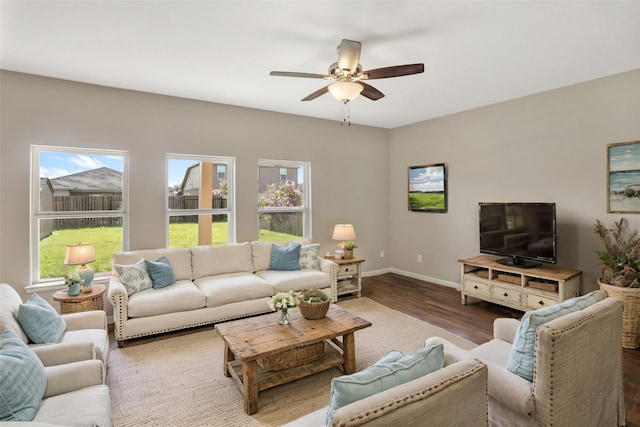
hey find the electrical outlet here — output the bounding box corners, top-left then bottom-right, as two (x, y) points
(380, 250), (385, 258)
(417, 254), (423, 263)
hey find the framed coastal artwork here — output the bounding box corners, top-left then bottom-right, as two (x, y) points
(608, 140), (640, 213)
(408, 163), (447, 212)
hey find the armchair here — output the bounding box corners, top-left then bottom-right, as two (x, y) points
(426, 294), (625, 427)
(0, 283), (110, 366)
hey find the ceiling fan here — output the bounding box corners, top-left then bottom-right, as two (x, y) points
(270, 39), (424, 103)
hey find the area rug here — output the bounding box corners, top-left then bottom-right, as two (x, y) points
(107, 297), (476, 427)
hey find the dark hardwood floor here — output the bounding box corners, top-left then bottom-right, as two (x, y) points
(358, 272), (640, 427)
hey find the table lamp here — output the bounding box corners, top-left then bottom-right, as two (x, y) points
(332, 224), (357, 259)
(64, 243), (96, 290)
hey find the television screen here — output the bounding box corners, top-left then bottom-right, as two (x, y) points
(479, 202), (556, 267)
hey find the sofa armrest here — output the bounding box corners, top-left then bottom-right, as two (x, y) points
(62, 310), (107, 331)
(43, 359), (105, 398)
(108, 277), (129, 341)
(330, 359), (488, 427)
(32, 342), (96, 366)
(493, 318), (521, 343)
(318, 258), (338, 302)
(484, 360), (534, 416)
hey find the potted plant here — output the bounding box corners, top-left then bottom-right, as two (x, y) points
(339, 241), (357, 259)
(64, 271), (84, 296)
(298, 289), (330, 319)
(594, 217), (640, 348)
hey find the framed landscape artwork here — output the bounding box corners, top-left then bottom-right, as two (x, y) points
(408, 163), (447, 212)
(608, 140), (640, 213)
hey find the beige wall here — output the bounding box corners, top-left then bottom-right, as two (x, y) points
(0, 71), (390, 306)
(1, 69), (639, 310)
(389, 69), (640, 293)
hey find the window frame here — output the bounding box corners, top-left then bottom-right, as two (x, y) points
(258, 159), (311, 240)
(30, 145), (129, 287)
(166, 154), (236, 246)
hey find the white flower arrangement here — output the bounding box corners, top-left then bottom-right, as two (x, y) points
(64, 271), (84, 287)
(268, 290), (300, 311)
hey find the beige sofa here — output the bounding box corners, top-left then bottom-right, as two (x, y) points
(425, 292), (625, 427)
(108, 241), (337, 346)
(2, 353), (110, 427)
(0, 283), (110, 367)
(283, 358), (488, 427)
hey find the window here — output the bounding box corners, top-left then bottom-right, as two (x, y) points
(258, 160), (311, 242)
(31, 146), (128, 284)
(167, 155), (234, 247)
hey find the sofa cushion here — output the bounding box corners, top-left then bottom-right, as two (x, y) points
(54, 328), (109, 364)
(269, 242), (301, 270)
(114, 259), (153, 296)
(255, 269), (331, 293)
(126, 280), (205, 318)
(0, 330), (47, 421)
(191, 243), (254, 279)
(326, 344), (445, 424)
(32, 384), (110, 426)
(112, 248), (193, 281)
(144, 256), (176, 289)
(506, 290), (605, 381)
(0, 283), (30, 343)
(299, 243), (321, 270)
(251, 241), (282, 272)
(17, 293), (66, 344)
(195, 273), (274, 308)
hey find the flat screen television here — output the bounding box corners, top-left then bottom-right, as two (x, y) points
(479, 202), (556, 268)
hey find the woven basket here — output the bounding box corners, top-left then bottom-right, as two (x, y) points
(298, 300), (330, 320)
(599, 280), (640, 349)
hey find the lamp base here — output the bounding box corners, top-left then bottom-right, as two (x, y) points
(77, 265), (94, 288)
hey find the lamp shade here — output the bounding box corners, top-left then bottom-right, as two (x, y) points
(332, 224), (357, 241)
(64, 243), (96, 266)
(328, 82), (363, 102)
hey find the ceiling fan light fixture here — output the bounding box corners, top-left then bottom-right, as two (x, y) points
(328, 81), (363, 102)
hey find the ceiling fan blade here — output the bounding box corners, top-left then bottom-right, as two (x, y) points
(357, 82), (385, 101)
(301, 86), (329, 101)
(270, 71), (330, 79)
(362, 63), (425, 80)
(337, 39), (361, 73)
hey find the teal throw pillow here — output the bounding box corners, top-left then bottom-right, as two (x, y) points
(144, 256), (176, 289)
(17, 293), (66, 344)
(506, 291), (606, 382)
(0, 330), (47, 421)
(269, 242), (301, 271)
(299, 243), (321, 270)
(115, 259), (153, 295)
(326, 344), (444, 424)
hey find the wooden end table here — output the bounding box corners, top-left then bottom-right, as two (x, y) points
(325, 256), (365, 298)
(215, 305), (371, 415)
(53, 284), (106, 314)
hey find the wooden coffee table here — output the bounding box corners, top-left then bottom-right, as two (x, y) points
(215, 305), (372, 415)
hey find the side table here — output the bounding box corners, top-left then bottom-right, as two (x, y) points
(53, 284), (106, 314)
(326, 257), (365, 298)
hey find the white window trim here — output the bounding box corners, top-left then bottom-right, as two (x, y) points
(258, 159), (311, 239)
(30, 145), (129, 287)
(166, 154), (236, 245)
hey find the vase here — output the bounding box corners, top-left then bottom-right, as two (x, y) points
(67, 283), (81, 296)
(343, 249), (353, 259)
(277, 309), (291, 325)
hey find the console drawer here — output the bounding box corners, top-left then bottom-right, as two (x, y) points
(491, 285), (522, 305)
(526, 294), (558, 310)
(465, 279), (490, 297)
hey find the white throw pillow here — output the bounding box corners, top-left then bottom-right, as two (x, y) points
(114, 259), (153, 296)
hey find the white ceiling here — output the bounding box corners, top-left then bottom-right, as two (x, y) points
(2, 1), (640, 129)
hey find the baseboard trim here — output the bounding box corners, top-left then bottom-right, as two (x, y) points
(362, 268), (461, 290)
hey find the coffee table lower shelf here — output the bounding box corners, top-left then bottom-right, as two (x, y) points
(226, 341), (344, 395)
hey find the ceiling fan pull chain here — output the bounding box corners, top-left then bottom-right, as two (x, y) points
(340, 100), (352, 126)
